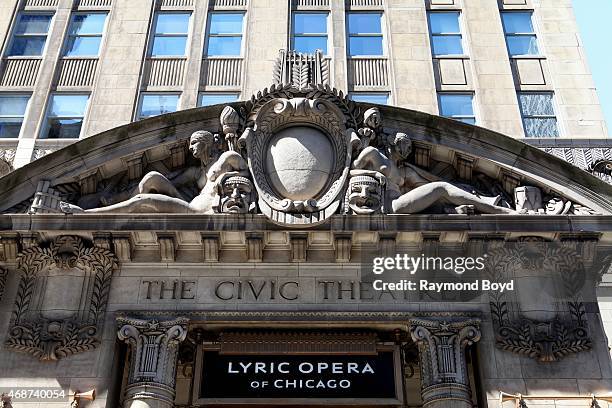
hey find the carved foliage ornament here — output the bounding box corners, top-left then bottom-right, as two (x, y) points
(409, 318), (481, 406)
(487, 240), (592, 362)
(0, 267), (6, 302)
(6, 236), (117, 361)
(117, 317), (189, 388)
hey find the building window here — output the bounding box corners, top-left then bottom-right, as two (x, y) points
(0, 95), (30, 138)
(8, 14), (53, 56)
(198, 93), (239, 107)
(347, 13), (384, 56)
(206, 13), (245, 57)
(518, 93), (559, 137)
(501, 12), (539, 56)
(349, 92), (389, 105)
(439, 93), (475, 124)
(292, 13), (328, 54)
(138, 93), (179, 120)
(64, 13), (107, 57)
(43, 94), (89, 139)
(428, 12), (464, 56)
(151, 13), (191, 57)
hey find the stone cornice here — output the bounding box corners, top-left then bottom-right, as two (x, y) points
(1, 214), (612, 233)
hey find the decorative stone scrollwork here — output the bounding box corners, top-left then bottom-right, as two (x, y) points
(117, 316), (188, 408)
(0, 267), (6, 302)
(240, 86), (354, 226)
(487, 239), (593, 362)
(409, 318), (481, 408)
(5, 236), (117, 361)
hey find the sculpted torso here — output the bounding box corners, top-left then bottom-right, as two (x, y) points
(61, 131), (248, 214)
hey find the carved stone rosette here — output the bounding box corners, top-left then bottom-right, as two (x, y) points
(117, 316), (188, 408)
(5, 236), (117, 361)
(410, 318), (481, 408)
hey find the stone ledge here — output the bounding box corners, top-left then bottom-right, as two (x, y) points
(1, 214), (611, 233)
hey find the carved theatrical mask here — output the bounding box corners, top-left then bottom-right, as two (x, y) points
(347, 173), (384, 215)
(514, 186), (543, 213)
(5, 236), (117, 361)
(218, 175), (255, 214)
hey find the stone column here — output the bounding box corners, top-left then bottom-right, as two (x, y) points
(117, 317), (188, 408)
(409, 318), (481, 408)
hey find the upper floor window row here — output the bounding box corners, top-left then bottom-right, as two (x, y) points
(501, 12), (540, 56)
(428, 12), (464, 56)
(8, 12), (108, 58)
(8, 14), (53, 56)
(347, 13), (383, 56)
(149, 12), (246, 57)
(292, 12), (328, 55)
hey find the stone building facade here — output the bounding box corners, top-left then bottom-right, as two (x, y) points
(0, 1), (612, 408)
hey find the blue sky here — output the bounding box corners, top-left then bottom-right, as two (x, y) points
(573, 0), (612, 136)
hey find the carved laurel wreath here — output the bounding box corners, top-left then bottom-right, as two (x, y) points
(486, 240), (591, 362)
(5, 236), (117, 361)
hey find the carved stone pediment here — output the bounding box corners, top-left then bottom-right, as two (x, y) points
(0, 84), (610, 221)
(5, 236), (117, 361)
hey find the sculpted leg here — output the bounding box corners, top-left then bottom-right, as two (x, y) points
(392, 182), (514, 214)
(61, 194), (196, 214)
(138, 171), (182, 198)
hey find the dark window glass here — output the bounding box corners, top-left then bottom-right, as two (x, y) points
(518, 93), (559, 137)
(0, 95), (30, 138)
(9, 14), (53, 56)
(65, 13), (107, 56)
(43, 94), (89, 139)
(139, 94), (179, 119)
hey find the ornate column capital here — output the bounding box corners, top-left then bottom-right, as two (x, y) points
(117, 316), (188, 408)
(409, 317), (481, 408)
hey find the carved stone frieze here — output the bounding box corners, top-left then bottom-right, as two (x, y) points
(486, 239), (594, 362)
(117, 316), (188, 408)
(31, 83), (600, 224)
(409, 317), (481, 408)
(5, 236), (117, 361)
